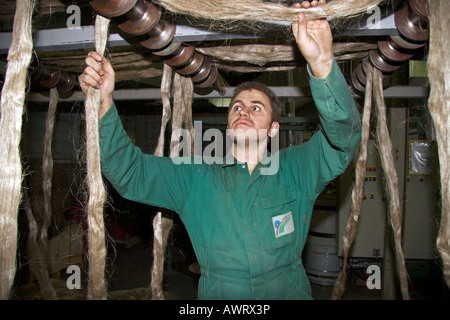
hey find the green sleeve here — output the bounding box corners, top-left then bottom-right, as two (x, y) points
(99, 103), (193, 213)
(286, 57), (361, 198)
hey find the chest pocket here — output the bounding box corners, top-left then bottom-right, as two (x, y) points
(257, 186), (297, 253)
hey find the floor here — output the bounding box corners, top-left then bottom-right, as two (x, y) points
(12, 212), (450, 301)
(104, 239), (450, 301)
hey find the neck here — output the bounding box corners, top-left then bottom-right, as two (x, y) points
(232, 139), (268, 174)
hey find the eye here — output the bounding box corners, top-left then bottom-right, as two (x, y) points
(253, 106), (261, 111)
(233, 105), (241, 111)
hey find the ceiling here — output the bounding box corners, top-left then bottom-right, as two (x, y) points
(0, 0), (426, 120)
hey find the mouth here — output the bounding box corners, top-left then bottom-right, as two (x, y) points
(233, 120), (252, 128)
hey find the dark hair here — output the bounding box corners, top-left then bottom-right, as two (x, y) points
(228, 81), (281, 123)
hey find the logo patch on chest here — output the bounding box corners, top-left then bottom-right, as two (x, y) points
(272, 212), (294, 238)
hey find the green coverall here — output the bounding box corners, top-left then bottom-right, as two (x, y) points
(99, 58), (361, 300)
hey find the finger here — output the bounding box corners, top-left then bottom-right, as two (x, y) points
(310, 0), (319, 7)
(79, 72), (102, 90)
(85, 56), (104, 76)
(82, 67), (103, 88)
(300, 1), (310, 8)
(295, 12), (308, 41)
(88, 51), (103, 62)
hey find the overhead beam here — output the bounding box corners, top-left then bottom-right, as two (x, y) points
(26, 85), (428, 103)
(0, 11), (398, 54)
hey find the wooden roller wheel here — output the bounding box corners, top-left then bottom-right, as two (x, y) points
(190, 58), (211, 84)
(164, 45), (195, 68)
(368, 50), (402, 74)
(395, 3), (428, 43)
(118, 0), (161, 36)
(140, 21), (176, 51)
(38, 70), (61, 89)
(194, 66), (218, 88)
(90, 0), (138, 18)
(57, 73), (76, 93)
(377, 40), (414, 64)
(176, 51), (205, 77)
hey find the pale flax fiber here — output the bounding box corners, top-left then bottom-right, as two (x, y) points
(0, 0), (36, 300)
(156, 0), (384, 22)
(149, 64), (173, 300)
(373, 67), (410, 299)
(332, 61), (374, 300)
(150, 70), (194, 299)
(427, 0), (450, 288)
(85, 14), (110, 300)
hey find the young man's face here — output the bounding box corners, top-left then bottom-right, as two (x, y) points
(227, 89), (280, 144)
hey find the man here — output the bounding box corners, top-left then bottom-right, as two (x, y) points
(79, 1), (361, 299)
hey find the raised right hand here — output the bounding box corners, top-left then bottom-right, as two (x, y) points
(78, 51), (115, 118)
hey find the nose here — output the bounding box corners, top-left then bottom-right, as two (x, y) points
(239, 106), (249, 117)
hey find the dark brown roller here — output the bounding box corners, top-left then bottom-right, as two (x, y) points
(118, 0), (161, 36)
(90, 0), (138, 18)
(395, 3), (428, 43)
(408, 0), (429, 26)
(190, 57), (212, 84)
(377, 40), (414, 64)
(368, 50), (402, 73)
(351, 68), (366, 95)
(57, 73), (76, 93)
(38, 70), (61, 89)
(355, 62), (366, 85)
(164, 45), (195, 68)
(194, 66), (218, 88)
(176, 51), (205, 76)
(151, 42), (182, 57)
(389, 35), (425, 51)
(140, 20), (176, 51)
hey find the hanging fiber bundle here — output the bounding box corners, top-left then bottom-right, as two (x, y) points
(150, 64), (174, 300)
(373, 67), (410, 299)
(41, 87), (58, 260)
(0, 0), (36, 300)
(22, 181), (57, 300)
(332, 61), (374, 300)
(427, 0), (450, 288)
(150, 69), (194, 300)
(85, 14), (110, 300)
(22, 86), (60, 300)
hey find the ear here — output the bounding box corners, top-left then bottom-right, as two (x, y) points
(268, 121), (280, 138)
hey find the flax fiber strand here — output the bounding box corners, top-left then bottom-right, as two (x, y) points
(22, 182), (57, 300)
(150, 64), (173, 300)
(41, 87), (58, 262)
(373, 68), (410, 299)
(427, 0), (450, 288)
(156, 0), (383, 22)
(331, 62), (374, 300)
(0, 0), (36, 300)
(150, 71), (194, 299)
(85, 14), (110, 300)
(23, 87), (60, 300)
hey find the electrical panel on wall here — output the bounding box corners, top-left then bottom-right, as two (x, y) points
(403, 140), (439, 260)
(337, 139), (440, 260)
(337, 140), (386, 258)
